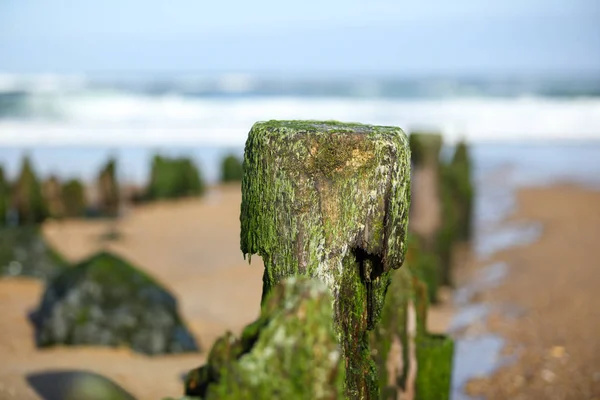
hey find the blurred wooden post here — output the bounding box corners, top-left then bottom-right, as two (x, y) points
(408, 132), (443, 250)
(449, 140), (474, 241)
(240, 120), (411, 399)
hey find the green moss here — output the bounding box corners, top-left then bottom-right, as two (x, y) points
(0, 166), (9, 226)
(12, 155), (48, 225)
(414, 334), (454, 400)
(220, 154), (244, 182)
(370, 267), (411, 395)
(97, 158), (120, 217)
(0, 226), (69, 280)
(406, 235), (440, 304)
(185, 277), (345, 400)
(449, 141), (474, 241)
(35, 251), (198, 354)
(437, 164), (459, 287)
(62, 179), (86, 218)
(408, 132), (442, 167)
(146, 155), (205, 201)
(240, 120), (411, 398)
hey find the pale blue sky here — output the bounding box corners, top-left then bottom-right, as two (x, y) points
(1, 0), (599, 75)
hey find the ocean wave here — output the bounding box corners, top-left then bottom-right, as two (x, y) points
(1, 95), (599, 146)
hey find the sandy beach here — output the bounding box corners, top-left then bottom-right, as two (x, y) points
(1, 182), (599, 399)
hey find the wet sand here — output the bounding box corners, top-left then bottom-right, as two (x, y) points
(465, 185), (600, 399)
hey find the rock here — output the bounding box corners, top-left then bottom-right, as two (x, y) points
(240, 120), (411, 398)
(0, 226), (68, 280)
(184, 276), (344, 400)
(32, 251), (199, 355)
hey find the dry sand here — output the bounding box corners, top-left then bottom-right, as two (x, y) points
(0, 185), (265, 399)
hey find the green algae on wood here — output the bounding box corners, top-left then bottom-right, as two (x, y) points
(408, 132), (442, 167)
(240, 120), (411, 398)
(449, 141), (474, 241)
(415, 333), (454, 400)
(0, 166), (9, 226)
(12, 155), (48, 225)
(370, 267), (412, 397)
(185, 277), (345, 400)
(97, 158), (120, 217)
(406, 234), (440, 304)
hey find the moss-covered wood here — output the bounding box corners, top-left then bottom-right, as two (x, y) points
(220, 154), (244, 182)
(97, 158), (119, 217)
(146, 155), (205, 201)
(0, 166), (9, 226)
(185, 277), (345, 399)
(408, 132), (442, 251)
(414, 333), (454, 400)
(408, 133), (442, 167)
(406, 235), (440, 304)
(449, 141), (474, 241)
(12, 155), (48, 225)
(240, 120), (411, 398)
(62, 179), (87, 218)
(43, 176), (65, 219)
(370, 267), (411, 398)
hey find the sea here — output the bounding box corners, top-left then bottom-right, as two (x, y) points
(0, 72), (599, 184)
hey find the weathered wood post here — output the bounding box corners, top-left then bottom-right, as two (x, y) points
(449, 140), (474, 241)
(408, 132), (442, 250)
(408, 133), (444, 300)
(240, 120), (411, 398)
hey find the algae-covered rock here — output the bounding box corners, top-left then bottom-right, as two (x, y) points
(12, 155), (48, 225)
(220, 154), (243, 183)
(32, 251), (199, 355)
(146, 155), (205, 201)
(0, 226), (69, 280)
(185, 277), (344, 400)
(240, 120), (411, 398)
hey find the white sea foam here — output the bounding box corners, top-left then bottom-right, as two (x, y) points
(1, 94), (600, 146)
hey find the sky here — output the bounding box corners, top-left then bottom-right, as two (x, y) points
(1, 0), (599, 75)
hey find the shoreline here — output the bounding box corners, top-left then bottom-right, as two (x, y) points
(459, 184), (600, 399)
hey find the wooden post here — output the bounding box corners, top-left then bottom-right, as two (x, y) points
(240, 120), (411, 398)
(408, 132), (442, 250)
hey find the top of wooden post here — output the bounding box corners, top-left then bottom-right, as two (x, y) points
(240, 120), (411, 295)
